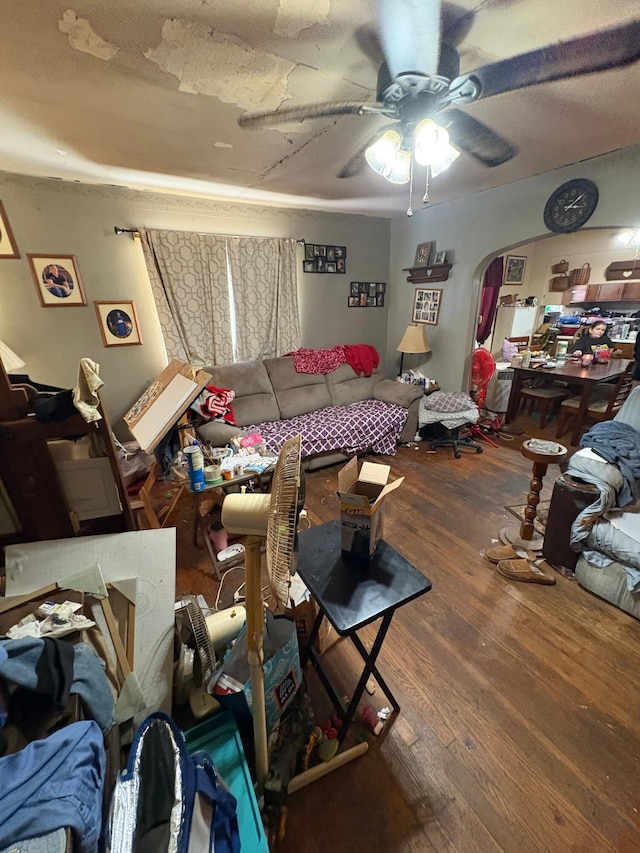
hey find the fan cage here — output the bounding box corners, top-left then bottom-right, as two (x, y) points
(266, 435), (302, 610)
(183, 594), (216, 684)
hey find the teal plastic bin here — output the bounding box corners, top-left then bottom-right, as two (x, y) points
(185, 712), (269, 853)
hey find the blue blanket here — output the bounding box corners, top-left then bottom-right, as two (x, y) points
(580, 421), (640, 507)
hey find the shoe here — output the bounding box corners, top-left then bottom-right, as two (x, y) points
(496, 558), (556, 585)
(485, 544), (529, 564)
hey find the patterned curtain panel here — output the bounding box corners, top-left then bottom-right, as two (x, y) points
(140, 230), (300, 365)
(139, 229), (234, 366)
(226, 237), (301, 361)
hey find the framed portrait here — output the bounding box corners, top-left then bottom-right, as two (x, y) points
(412, 287), (442, 325)
(348, 296), (359, 307)
(504, 255), (527, 285)
(94, 300), (143, 347)
(304, 243), (315, 261)
(414, 241), (433, 267)
(0, 201), (20, 259)
(326, 246), (335, 262)
(350, 281), (360, 296)
(303, 260), (315, 273)
(334, 246), (347, 259)
(28, 254), (86, 306)
(326, 262), (337, 273)
(433, 251), (447, 264)
(336, 259), (345, 273)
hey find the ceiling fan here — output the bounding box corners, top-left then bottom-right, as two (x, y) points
(238, 0), (640, 193)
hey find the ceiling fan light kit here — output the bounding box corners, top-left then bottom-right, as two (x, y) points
(236, 0), (640, 209)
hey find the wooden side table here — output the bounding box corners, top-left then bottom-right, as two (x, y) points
(501, 438), (567, 551)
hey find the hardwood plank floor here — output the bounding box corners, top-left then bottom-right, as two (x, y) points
(177, 418), (640, 853)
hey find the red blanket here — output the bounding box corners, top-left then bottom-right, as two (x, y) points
(289, 346), (345, 374)
(344, 344), (380, 377)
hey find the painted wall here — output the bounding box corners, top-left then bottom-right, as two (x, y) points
(0, 172), (390, 432)
(386, 146), (640, 392)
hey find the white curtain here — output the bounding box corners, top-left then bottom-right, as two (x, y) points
(227, 236), (299, 361)
(140, 229), (300, 366)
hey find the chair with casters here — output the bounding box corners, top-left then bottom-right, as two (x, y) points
(555, 361), (636, 439)
(517, 384), (571, 429)
(418, 390), (483, 459)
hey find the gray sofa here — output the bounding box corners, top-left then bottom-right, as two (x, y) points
(196, 356), (423, 470)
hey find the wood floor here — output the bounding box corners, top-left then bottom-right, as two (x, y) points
(177, 417), (640, 853)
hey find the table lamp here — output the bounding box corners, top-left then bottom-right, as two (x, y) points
(397, 323), (431, 375)
(0, 339), (25, 373)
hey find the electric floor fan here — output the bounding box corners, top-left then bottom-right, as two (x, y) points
(221, 435), (303, 795)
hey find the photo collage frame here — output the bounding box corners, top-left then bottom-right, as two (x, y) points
(303, 243), (347, 274)
(412, 287), (442, 325)
(348, 281), (386, 308)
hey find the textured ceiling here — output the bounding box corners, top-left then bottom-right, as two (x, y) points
(1, 0), (640, 217)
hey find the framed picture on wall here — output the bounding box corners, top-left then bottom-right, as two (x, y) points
(0, 201), (20, 259)
(503, 255), (527, 285)
(414, 241), (434, 266)
(412, 287), (442, 325)
(94, 300), (143, 347)
(27, 253), (86, 306)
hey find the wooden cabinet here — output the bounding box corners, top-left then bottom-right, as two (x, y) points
(622, 281), (640, 300)
(597, 282), (626, 301)
(569, 282), (635, 303)
(569, 286), (588, 304)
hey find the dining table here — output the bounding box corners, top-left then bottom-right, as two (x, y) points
(505, 358), (633, 446)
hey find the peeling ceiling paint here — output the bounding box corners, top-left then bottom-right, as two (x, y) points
(144, 19), (295, 111)
(58, 10), (119, 61)
(274, 0), (331, 38)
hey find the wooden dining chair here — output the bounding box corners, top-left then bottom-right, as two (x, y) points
(555, 361), (636, 439)
(507, 336), (531, 351)
(517, 384), (571, 429)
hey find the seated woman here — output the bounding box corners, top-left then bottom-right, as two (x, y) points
(568, 320), (618, 358)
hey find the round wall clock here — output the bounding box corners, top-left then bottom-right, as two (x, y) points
(543, 178), (599, 233)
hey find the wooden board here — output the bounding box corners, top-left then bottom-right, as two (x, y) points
(123, 360), (211, 452)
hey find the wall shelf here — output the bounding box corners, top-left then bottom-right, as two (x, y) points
(403, 263), (452, 284)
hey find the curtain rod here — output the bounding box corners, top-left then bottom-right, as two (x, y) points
(114, 226), (306, 244)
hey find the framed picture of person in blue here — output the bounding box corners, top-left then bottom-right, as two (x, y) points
(94, 300), (143, 347)
(28, 253), (86, 306)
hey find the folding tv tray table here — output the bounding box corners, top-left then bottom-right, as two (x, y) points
(296, 520), (432, 739)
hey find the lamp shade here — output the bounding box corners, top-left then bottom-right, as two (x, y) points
(0, 339), (25, 372)
(397, 324), (431, 354)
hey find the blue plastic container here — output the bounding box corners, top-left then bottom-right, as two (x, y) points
(185, 711), (269, 853)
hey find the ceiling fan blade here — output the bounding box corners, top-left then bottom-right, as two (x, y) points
(444, 108), (517, 167)
(448, 19), (640, 104)
(337, 124), (398, 179)
(376, 0), (442, 78)
(238, 102), (386, 128)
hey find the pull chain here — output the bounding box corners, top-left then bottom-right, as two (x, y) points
(407, 155), (414, 217)
(423, 166), (430, 204)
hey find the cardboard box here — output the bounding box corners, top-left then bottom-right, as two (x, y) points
(337, 457), (404, 561)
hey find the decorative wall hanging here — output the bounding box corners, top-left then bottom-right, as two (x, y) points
(503, 255), (527, 285)
(348, 281), (385, 307)
(95, 300), (143, 347)
(28, 254), (86, 306)
(303, 243), (347, 273)
(412, 287), (442, 325)
(0, 201), (20, 259)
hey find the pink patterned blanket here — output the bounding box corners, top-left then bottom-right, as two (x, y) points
(245, 398), (407, 458)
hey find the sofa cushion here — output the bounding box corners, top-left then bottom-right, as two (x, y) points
(203, 360), (280, 426)
(326, 363), (379, 407)
(196, 420), (248, 447)
(264, 356), (332, 419)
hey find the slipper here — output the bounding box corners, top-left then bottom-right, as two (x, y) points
(496, 558), (556, 585)
(485, 544), (529, 564)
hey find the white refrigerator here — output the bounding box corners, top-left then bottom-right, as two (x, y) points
(491, 305), (538, 352)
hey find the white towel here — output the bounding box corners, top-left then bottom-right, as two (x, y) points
(73, 357), (104, 423)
